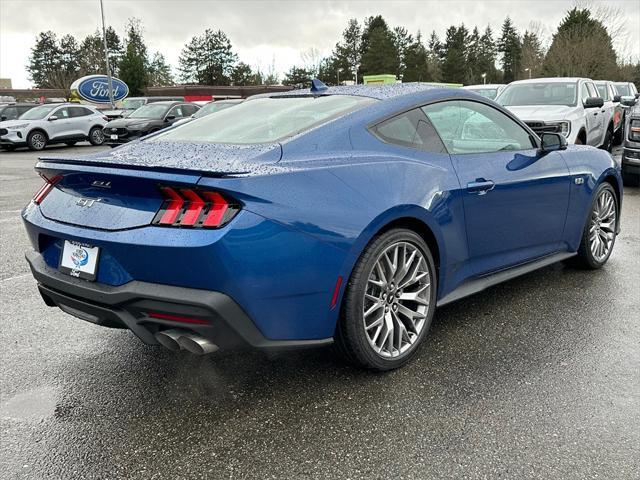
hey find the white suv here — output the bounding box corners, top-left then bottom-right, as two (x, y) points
(496, 78), (608, 149)
(0, 103), (108, 151)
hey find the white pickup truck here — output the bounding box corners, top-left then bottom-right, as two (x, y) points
(595, 80), (624, 145)
(496, 77), (609, 150)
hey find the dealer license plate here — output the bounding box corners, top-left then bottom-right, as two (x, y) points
(59, 241), (100, 281)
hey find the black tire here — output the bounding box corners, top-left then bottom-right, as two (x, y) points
(0, 145), (15, 151)
(334, 228), (437, 371)
(65, 141), (77, 146)
(88, 126), (105, 146)
(622, 170), (640, 187)
(601, 126), (613, 152)
(573, 183), (618, 269)
(26, 130), (47, 151)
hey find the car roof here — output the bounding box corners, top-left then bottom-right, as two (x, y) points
(508, 77), (592, 85)
(141, 101), (188, 106)
(463, 84), (505, 89)
(268, 82), (451, 100)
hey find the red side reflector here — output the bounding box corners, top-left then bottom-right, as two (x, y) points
(330, 276), (343, 309)
(33, 175), (62, 205)
(179, 189), (205, 226)
(146, 312), (209, 325)
(158, 187), (184, 224)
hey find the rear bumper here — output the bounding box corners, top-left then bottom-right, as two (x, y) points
(26, 250), (333, 351)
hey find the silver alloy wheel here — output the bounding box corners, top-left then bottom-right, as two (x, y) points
(92, 128), (105, 144)
(589, 189), (616, 262)
(31, 132), (45, 150)
(363, 241), (431, 358)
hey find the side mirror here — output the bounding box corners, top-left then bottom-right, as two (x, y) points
(583, 97), (604, 109)
(48, 115), (58, 121)
(635, 93), (640, 99)
(621, 96), (637, 107)
(613, 95), (621, 103)
(165, 115), (176, 121)
(0, 115), (6, 121)
(540, 132), (567, 153)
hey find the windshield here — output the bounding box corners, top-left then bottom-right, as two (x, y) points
(467, 88), (499, 100)
(194, 101), (239, 118)
(19, 104), (59, 120)
(498, 82), (578, 107)
(129, 104), (170, 119)
(122, 99), (146, 110)
(615, 84), (631, 96)
(155, 95), (376, 144)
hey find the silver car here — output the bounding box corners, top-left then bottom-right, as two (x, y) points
(0, 103), (108, 151)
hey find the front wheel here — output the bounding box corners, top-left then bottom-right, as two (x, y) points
(335, 229), (437, 371)
(88, 127), (105, 146)
(27, 130), (47, 151)
(574, 183), (618, 269)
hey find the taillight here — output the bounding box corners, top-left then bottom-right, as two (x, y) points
(152, 186), (240, 228)
(33, 174), (62, 205)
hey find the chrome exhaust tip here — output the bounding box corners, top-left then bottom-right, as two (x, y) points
(177, 333), (219, 355)
(154, 329), (187, 351)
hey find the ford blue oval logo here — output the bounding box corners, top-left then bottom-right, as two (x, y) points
(71, 75), (129, 104)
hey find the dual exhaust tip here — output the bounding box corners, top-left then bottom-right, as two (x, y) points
(155, 329), (219, 355)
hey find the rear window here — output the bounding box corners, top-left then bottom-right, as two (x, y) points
(154, 95), (376, 144)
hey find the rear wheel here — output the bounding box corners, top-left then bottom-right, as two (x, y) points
(88, 127), (105, 146)
(335, 229), (437, 371)
(27, 130), (47, 151)
(574, 183), (618, 269)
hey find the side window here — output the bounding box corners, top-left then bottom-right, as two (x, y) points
(422, 100), (535, 155)
(55, 107), (71, 119)
(68, 107), (91, 117)
(586, 83), (599, 99)
(372, 108), (446, 153)
(580, 83), (590, 103)
(168, 106), (184, 118)
(184, 104), (198, 116)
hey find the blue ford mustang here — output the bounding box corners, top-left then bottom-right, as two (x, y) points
(23, 82), (622, 370)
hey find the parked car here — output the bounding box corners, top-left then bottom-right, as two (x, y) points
(621, 101), (640, 186)
(462, 84), (506, 100)
(0, 103), (108, 151)
(172, 99), (243, 126)
(0, 103), (37, 121)
(103, 101), (200, 146)
(595, 80), (624, 144)
(497, 78), (610, 149)
(22, 82), (622, 371)
(101, 96), (186, 119)
(613, 82), (639, 129)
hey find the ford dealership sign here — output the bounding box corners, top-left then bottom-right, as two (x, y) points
(70, 75), (129, 104)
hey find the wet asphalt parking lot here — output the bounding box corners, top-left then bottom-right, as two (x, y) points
(0, 144), (638, 479)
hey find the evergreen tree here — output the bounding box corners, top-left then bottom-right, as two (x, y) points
(498, 17), (522, 83)
(402, 32), (433, 82)
(79, 31), (106, 76)
(317, 56), (342, 85)
(335, 19), (362, 82)
(543, 8), (618, 79)
(55, 34), (81, 90)
(520, 30), (544, 79)
(148, 52), (174, 86)
(27, 31), (62, 88)
(118, 18), (149, 95)
(392, 26), (413, 79)
(230, 62), (262, 85)
(179, 29), (237, 85)
(441, 25), (468, 83)
(478, 26), (499, 83)
(426, 31), (443, 81)
(283, 66), (315, 87)
(465, 27), (481, 84)
(359, 16), (399, 79)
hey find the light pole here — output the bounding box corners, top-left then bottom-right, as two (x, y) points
(525, 68), (531, 79)
(99, 0), (115, 108)
(481, 73), (487, 85)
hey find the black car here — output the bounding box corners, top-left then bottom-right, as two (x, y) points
(622, 101), (640, 186)
(0, 103), (37, 121)
(103, 101), (199, 146)
(101, 96), (187, 120)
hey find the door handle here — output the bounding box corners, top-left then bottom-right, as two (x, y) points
(467, 179), (495, 195)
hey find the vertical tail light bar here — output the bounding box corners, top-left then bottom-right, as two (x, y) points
(33, 174), (62, 205)
(152, 186), (240, 228)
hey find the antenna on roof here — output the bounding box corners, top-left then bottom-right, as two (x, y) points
(310, 78), (328, 94)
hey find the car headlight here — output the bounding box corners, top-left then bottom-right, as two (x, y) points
(556, 121), (570, 137)
(7, 124), (28, 130)
(630, 119), (640, 142)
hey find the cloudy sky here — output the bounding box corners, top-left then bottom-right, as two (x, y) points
(1, 0), (639, 88)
